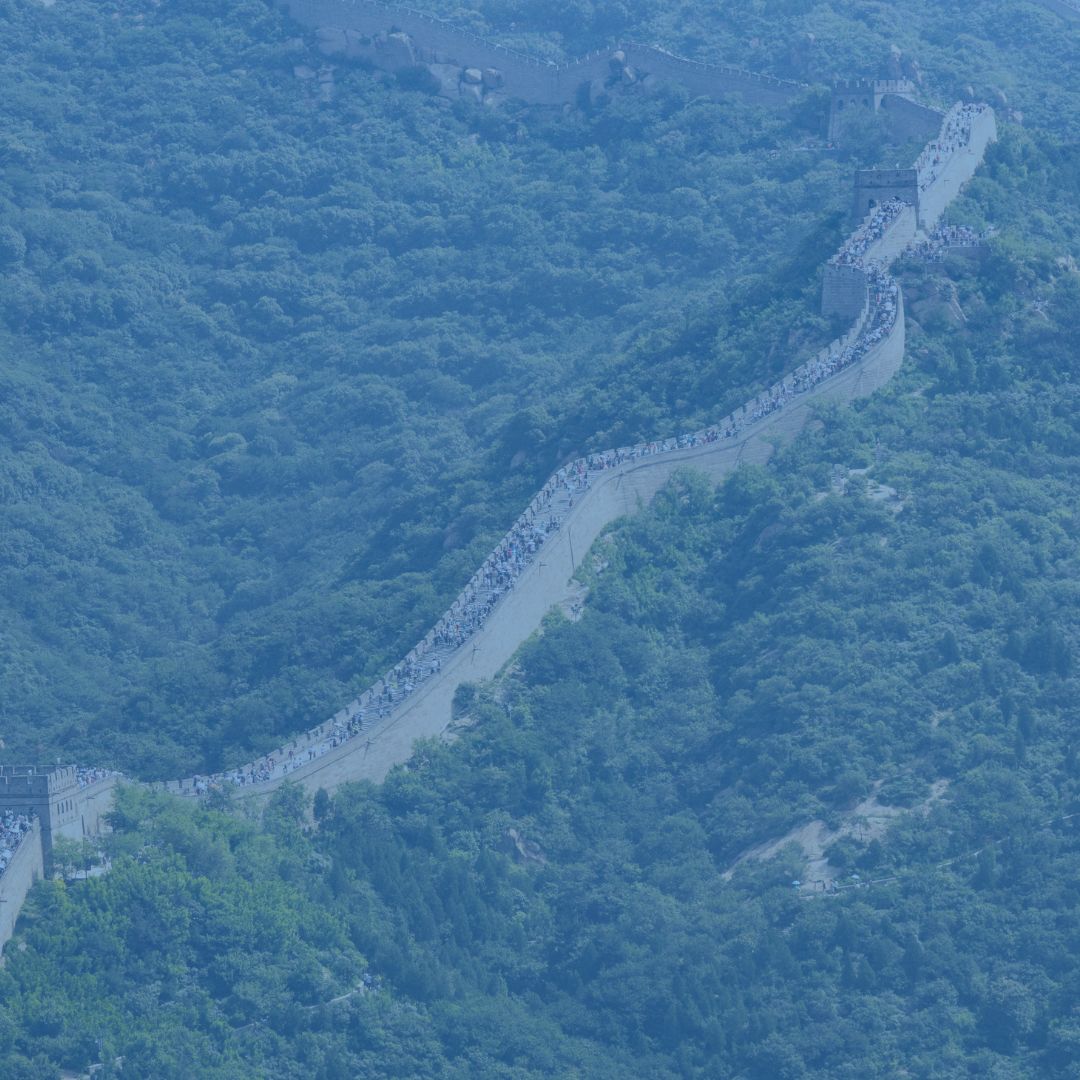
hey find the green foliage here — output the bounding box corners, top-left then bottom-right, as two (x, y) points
(3, 1), (1080, 1077)
(0, 0), (849, 777)
(4, 131), (1080, 1074)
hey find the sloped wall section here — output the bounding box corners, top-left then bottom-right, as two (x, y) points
(0, 821), (44, 955)
(1030, 0), (1080, 21)
(279, 0), (804, 106)
(879, 93), (944, 142)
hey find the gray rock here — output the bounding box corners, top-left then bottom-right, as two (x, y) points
(381, 31), (415, 68)
(462, 67), (483, 84)
(315, 27), (348, 56)
(429, 63), (463, 97)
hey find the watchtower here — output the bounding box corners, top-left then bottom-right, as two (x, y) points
(829, 78), (916, 141)
(0, 765), (83, 867)
(853, 168), (920, 228)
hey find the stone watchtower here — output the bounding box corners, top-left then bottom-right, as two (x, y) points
(829, 79), (914, 140)
(0, 765), (111, 868)
(852, 168), (920, 228)
(829, 78), (942, 144)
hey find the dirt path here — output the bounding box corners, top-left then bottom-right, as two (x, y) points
(722, 779), (950, 888)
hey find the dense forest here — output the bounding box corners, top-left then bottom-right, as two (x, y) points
(3, 0), (1080, 1075)
(1, 0), (864, 776)
(3, 108), (1080, 1080)
(1, 0), (1077, 777)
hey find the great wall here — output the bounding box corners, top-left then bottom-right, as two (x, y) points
(0, 4), (1002, 952)
(283, 0), (805, 107)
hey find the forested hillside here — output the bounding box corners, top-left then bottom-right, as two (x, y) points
(1, 0), (850, 776)
(2, 111), (1079, 1077)
(2, 0), (1077, 778)
(3, 0), (1080, 1076)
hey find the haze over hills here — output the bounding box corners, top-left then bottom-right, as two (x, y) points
(0, 0), (1079, 1077)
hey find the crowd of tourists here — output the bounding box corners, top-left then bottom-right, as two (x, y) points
(76, 766), (116, 789)
(916, 103), (988, 190)
(0, 811), (34, 879)
(907, 221), (983, 260)
(163, 105), (975, 797)
(833, 197), (909, 267)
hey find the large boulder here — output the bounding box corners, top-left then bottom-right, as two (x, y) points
(428, 63), (463, 97)
(462, 67), (483, 85)
(315, 27), (348, 56)
(381, 31), (415, 68)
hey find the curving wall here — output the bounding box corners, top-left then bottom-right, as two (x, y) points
(139, 103), (995, 804)
(0, 98), (998, 949)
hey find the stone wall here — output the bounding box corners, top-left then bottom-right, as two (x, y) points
(878, 93), (944, 143)
(0, 767), (118, 869)
(828, 78), (942, 144)
(0, 820), (44, 955)
(58, 778), (119, 848)
(136, 104), (995, 804)
(0, 765), (79, 865)
(216, 285), (906, 799)
(281, 0), (804, 107)
(821, 263), (869, 319)
(1, 102), (993, 825)
(619, 43), (802, 106)
(0, 773), (117, 954)
(853, 168), (921, 226)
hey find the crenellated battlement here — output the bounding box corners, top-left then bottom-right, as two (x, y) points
(0, 764), (77, 800)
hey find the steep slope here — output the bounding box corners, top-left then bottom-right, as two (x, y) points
(1, 126), (1077, 1078)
